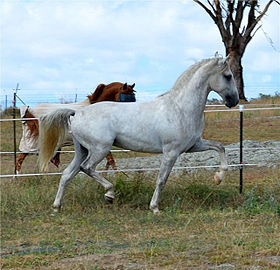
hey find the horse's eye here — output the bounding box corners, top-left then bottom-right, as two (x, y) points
(224, 74), (232, 81)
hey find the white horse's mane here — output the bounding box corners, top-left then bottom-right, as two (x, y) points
(159, 57), (225, 98)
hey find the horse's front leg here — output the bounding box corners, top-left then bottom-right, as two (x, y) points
(16, 153), (28, 174)
(150, 153), (178, 214)
(188, 139), (228, 185)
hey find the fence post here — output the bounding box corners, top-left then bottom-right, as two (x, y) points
(13, 91), (17, 175)
(13, 83), (20, 176)
(5, 95), (8, 113)
(239, 105), (244, 194)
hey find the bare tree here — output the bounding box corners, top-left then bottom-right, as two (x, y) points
(194, 0), (279, 100)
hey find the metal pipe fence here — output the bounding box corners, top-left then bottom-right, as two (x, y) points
(1, 106), (280, 122)
(2, 147), (279, 155)
(1, 104), (280, 194)
(1, 164), (259, 178)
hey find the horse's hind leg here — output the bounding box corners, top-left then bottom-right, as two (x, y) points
(81, 166), (115, 202)
(51, 149), (61, 168)
(53, 141), (87, 211)
(105, 152), (117, 170)
(80, 148), (115, 202)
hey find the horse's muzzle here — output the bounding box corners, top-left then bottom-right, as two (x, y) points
(225, 94), (239, 108)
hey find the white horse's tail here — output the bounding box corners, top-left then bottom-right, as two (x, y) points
(39, 109), (75, 171)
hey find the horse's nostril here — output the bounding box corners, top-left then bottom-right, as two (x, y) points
(225, 93), (239, 108)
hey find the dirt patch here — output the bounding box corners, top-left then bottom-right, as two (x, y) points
(97, 140), (280, 173)
(42, 254), (280, 270)
(42, 252), (147, 270)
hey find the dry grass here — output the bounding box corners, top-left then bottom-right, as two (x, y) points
(204, 95), (280, 144)
(1, 168), (280, 269)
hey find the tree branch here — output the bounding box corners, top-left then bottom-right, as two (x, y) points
(255, 0), (275, 23)
(193, 0), (217, 22)
(213, 0), (230, 43)
(244, 0), (274, 44)
(247, 0), (258, 30)
(251, 24), (262, 39)
(225, 0), (234, 34)
(207, 0), (217, 14)
(234, 0), (246, 34)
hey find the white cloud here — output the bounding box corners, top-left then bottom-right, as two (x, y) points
(1, 0), (279, 104)
(244, 50), (280, 73)
(261, 75), (272, 83)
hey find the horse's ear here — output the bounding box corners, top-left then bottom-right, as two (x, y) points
(20, 105), (29, 118)
(219, 55), (230, 67)
(123, 83), (127, 90)
(225, 55), (230, 62)
(131, 83), (135, 89)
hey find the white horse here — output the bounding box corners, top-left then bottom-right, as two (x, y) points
(39, 56), (239, 213)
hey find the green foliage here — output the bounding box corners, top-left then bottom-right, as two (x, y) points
(0, 106), (20, 117)
(258, 91), (280, 100)
(114, 175), (154, 208)
(183, 183), (241, 210)
(244, 185), (280, 215)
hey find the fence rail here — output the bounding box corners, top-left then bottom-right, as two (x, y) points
(0, 163), (260, 178)
(1, 106), (280, 123)
(1, 147), (280, 155)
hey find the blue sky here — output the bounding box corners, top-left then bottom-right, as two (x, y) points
(1, 0), (279, 108)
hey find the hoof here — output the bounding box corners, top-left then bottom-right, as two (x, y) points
(104, 194), (114, 204)
(150, 205), (160, 214)
(13, 171), (19, 179)
(52, 205), (61, 212)
(214, 172), (223, 185)
(153, 209), (160, 215)
(105, 189), (115, 204)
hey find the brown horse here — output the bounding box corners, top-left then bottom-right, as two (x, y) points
(87, 82), (135, 103)
(16, 82), (136, 173)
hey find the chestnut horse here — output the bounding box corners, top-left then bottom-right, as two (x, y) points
(16, 82), (136, 173)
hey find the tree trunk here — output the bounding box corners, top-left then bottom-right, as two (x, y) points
(227, 49), (247, 101)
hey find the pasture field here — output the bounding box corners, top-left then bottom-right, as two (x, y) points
(1, 169), (280, 269)
(1, 96), (280, 269)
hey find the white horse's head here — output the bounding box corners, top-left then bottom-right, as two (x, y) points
(208, 57), (239, 108)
